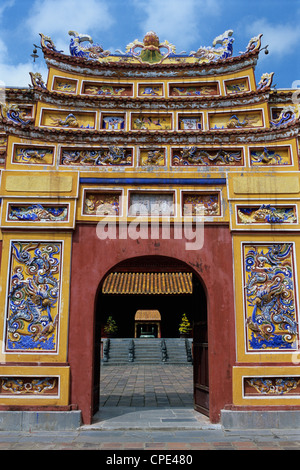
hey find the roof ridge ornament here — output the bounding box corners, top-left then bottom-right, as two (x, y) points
(68, 30), (111, 59)
(257, 72), (274, 91)
(39, 33), (63, 53)
(244, 33), (263, 53)
(38, 30), (265, 65)
(189, 29), (234, 61)
(270, 106), (297, 127)
(29, 72), (47, 90)
(124, 31), (176, 64)
(0, 103), (32, 126)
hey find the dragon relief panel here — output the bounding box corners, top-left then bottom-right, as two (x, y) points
(5, 241), (62, 353)
(53, 78), (77, 93)
(84, 192), (121, 216)
(237, 205), (297, 225)
(250, 147), (292, 166)
(169, 83), (219, 97)
(209, 110), (263, 129)
(41, 110), (95, 129)
(13, 146), (55, 165)
(0, 377), (58, 395)
(245, 377), (300, 396)
(243, 243), (298, 351)
(82, 82), (132, 96)
(139, 148), (166, 166)
(60, 146), (132, 166)
(131, 114), (172, 130)
(172, 147), (243, 166)
(7, 204), (68, 222)
(182, 193), (220, 216)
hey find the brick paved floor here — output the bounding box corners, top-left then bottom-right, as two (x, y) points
(0, 364), (300, 449)
(1, 430), (300, 450)
(100, 364), (193, 408)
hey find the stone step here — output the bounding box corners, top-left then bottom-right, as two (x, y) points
(101, 338), (193, 365)
(132, 341), (162, 364)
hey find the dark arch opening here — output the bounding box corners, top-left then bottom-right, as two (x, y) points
(93, 255), (208, 416)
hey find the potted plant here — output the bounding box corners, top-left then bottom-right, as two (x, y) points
(179, 313), (192, 337)
(104, 316), (118, 337)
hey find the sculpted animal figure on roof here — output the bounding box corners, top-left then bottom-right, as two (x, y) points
(244, 33), (263, 53)
(68, 31), (110, 59)
(257, 72), (274, 91)
(189, 30), (234, 62)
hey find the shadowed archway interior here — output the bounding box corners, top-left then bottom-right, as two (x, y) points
(93, 255), (208, 416)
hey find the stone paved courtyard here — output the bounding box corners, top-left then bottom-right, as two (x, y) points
(100, 364), (193, 408)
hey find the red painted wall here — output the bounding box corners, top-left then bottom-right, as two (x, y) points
(68, 224), (235, 424)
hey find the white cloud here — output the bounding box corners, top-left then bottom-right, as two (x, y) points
(0, 0), (15, 61)
(132, 0), (222, 52)
(0, 0), (15, 18)
(245, 18), (300, 57)
(0, 0), (115, 86)
(25, 0), (115, 53)
(0, 38), (8, 62)
(0, 62), (48, 88)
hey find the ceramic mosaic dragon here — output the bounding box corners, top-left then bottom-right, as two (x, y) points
(8, 204), (68, 222)
(270, 106), (296, 127)
(173, 146), (242, 165)
(61, 146), (131, 166)
(245, 244), (298, 350)
(238, 205), (296, 224)
(68, 30), (110, 59)
(140, 150), (165, 166)
(247, 377), (300, 395)
(7, 242), (61, 351)
(0, 103), (31, 125)
(189, 30), (234, 61)
(1, 377), (57, 395)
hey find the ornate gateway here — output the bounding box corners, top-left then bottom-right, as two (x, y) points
(0, 26), (300, 425)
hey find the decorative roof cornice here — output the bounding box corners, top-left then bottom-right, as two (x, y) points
(269, 90), (295, 105)
(44, 52), (259, 79)
(28, 86), (271, 110)
(5, 87), (34, 102)
(1, 119), (299, 146)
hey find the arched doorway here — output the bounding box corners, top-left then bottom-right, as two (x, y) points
(93, 255), (208, 417)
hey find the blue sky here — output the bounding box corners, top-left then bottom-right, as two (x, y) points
(0, 0), (299, 89)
